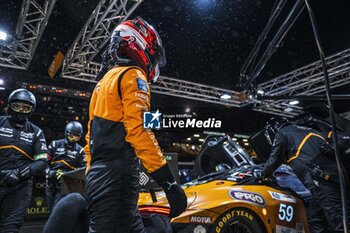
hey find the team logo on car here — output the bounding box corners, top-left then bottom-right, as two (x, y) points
(143, 110), (162, 129)
(268, 191), (297, 203)
(296, 222), (305, 233)
(229, 190), (266, 207)
(276, 225), (297, 233)
(190, 216), (212, 224)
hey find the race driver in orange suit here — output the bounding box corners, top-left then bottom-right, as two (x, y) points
(84, 17), (187, 233)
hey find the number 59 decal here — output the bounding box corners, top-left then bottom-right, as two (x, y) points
(278, 203), (294, 222)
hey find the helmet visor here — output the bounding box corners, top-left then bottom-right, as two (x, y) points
(66, 132), (82, 142)
(152, 28), (166, 67)
(10, 102), (33, 114)
(264, 128), (275, 145)
(156, 45), (166, 67)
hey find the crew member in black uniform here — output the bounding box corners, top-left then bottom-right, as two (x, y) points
(46, 121), (85, 210)
(261, 117), (348, 233)
(0, 89), (48, 233)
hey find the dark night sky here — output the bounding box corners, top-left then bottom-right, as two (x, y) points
(0, 0), (350, 134)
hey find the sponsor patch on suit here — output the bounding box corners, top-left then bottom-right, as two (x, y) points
(136, 78), (149, 92)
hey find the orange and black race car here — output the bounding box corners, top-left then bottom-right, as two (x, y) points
(138, 136), (312, 233)
(57, 134), (313, 233)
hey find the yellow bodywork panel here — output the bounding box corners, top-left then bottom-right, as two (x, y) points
(138, 180), (310, 233)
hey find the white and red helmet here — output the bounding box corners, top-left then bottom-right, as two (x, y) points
(107, 17), (166, 82)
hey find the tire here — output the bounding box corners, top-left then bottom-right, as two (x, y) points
(210, 208), (266, 233)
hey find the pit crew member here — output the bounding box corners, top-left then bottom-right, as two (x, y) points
(0, 89), (48, 233)
(46, 121), (85, 210)
(261, 117), (349, 233)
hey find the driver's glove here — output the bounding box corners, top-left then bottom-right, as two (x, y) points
(150, 164), (187, 218)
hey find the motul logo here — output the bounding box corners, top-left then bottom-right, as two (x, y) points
(190, 216), (212, 224)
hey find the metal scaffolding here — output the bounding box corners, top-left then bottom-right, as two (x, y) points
(61, 0), (142, 80)
(61, 60), (246, 107)
(0, 0), (57, 69)
(61, 48), (350, 112)
(59, 0), (249, 108)
(59, 0), (350, 115)
(253, 48), (350, 116)
(340, 111), (350, 121)
(152, 76), (248, 107)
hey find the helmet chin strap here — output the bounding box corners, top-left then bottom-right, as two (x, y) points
(65, 139), (76, 147)
(8, 109), (28, 128)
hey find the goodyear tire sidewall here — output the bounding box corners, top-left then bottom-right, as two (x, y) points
(210, 208), (265, 233)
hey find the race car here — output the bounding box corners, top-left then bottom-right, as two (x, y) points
(138, 135), (311, 233)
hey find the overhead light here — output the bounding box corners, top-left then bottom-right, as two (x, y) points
(257, 89), (265, 95)
(0, 87), (5, 91)
(187, 137), (191, 141)
(289, 100), (299, 105)
(0, 79), (4, 85)
(243, 139), (248, 142)
(244, 143), (249, 146)
(185, 107), (191, 113)
(199, 138), (204, 142)
(193, 134), (200, 137)
(232, 138), (237, 141)
(0, 31), (7, 41)
(284, 107), (293, 112)
(220, 94), (231, 100)
(191, 145), (196, 150)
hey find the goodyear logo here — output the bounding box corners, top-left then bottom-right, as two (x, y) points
(229, 190), (265, 207)
(215, 210), (253, 233)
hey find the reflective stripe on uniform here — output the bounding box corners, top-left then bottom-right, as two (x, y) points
(51, 160), (77, 170)
(328, 131), (332, 139)
(287, 133), (325, 163)
(0, 145), (34, 160)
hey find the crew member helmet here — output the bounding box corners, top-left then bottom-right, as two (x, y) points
(264, 117), (289, 145)
(65, 121), (83, 143)
(7, 89), (36, 125)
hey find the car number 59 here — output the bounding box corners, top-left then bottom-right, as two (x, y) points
(278, 203), (294, 222)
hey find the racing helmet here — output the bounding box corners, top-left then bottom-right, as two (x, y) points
(264, 117), (289, 145)
(7, 88), (36, 125)
(65, 121), (83, 143)
(105, 16), (166, 82)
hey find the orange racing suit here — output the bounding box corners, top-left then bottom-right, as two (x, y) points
(84, 66), (166, 233)
(84, 66), (166, 172)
